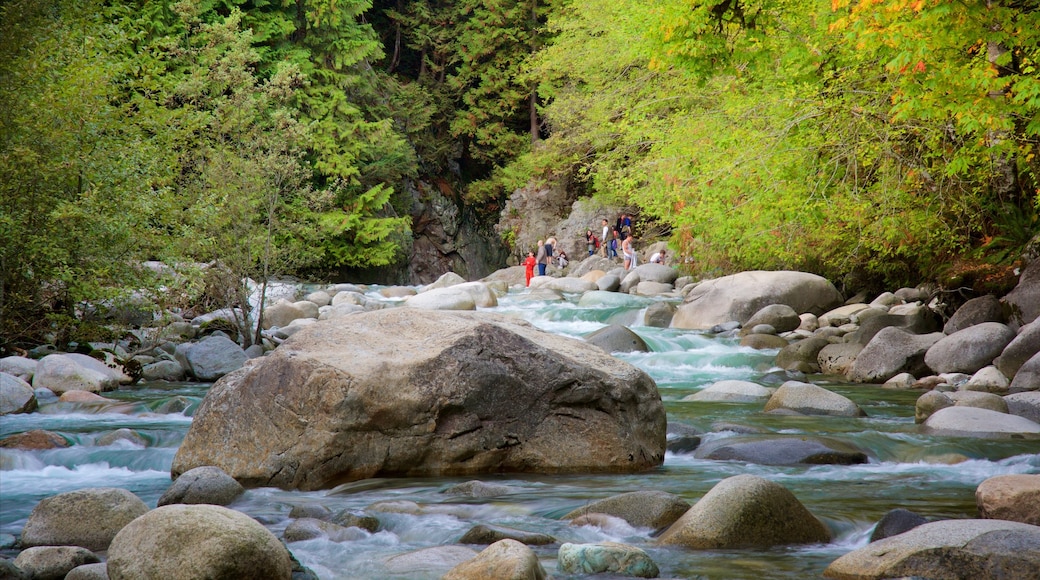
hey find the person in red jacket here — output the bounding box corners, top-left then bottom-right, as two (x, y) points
(523, 251), (537, 286)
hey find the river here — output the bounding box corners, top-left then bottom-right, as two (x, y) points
(2, 286), (1038, 578)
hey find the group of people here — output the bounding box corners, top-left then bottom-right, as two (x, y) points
(523, 237), (567, 286)
(523, 213), (649, 286)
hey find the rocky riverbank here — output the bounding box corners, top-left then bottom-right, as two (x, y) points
(1, 255), (1039, 578)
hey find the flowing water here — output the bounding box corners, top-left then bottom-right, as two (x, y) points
(2, 287), (1038, 579)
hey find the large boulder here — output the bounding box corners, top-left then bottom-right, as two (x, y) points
(995, 320), (1040, 379)
(183, 335), (248, 381)
(0, 356), (37, 381)
(744, 304), (801, 334)
(556, 542), (658, 578)
(818, 343), (863, 376)
(693, 436), (869, 466)
(172, 310), (666, 490)
(846, 306), (941, 347)
(0, 372), (37, 415)
(261, 300), (310, 329)
(31, 354), (117, 395)
(404, 287), (477, 310)
(443, 539), (547, 580)
(1005, 392), (1040, 423)
(157, 466), (245, 507)
(976, 474), (1040, 526)
(529, 276), (598, 294)
(846, 328), (944, 383)
(763, 382), (865, 417)
(823, 519), (1040, 579)
(922, 406), (1040, 438)
(869, 508), (929, 542)
(672, 271), (843, 330)
(656, 474), (830, 548)
(20, 487), (149, 551)
(584, 325), (649, 353)
(562, 490), (690, 531)
(1010, 352), (1040, 393)
(924, 322), (1016, 375)
(643, 302), (676, 328)
(944, 295), (1004, 334)
(632, 263), (678, 285)
(107, 504), (292, 580)
(1003, 258), (1040, 326)
(775, 337), (831, 374)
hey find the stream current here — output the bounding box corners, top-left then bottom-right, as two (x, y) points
(2, 287), (1038, 578)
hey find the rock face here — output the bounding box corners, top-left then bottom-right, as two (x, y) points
(672, 271), (843, 330)
(20, 487), (149, 551)
(656, 474), (830, 549)
(106, 504), (292, 580)
(172, 310), (666, 490)
(443, 539), (547, 580)
(823, 519), (1040, 580)
(976, 474), (1040, 526)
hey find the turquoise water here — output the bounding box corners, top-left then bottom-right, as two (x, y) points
(2, 287), (1037, 578)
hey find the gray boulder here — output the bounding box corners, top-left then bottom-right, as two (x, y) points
(0, 356), (37, 381)
(944, 295), (1004, 334)
(425, 271), (467, 290)
(562, 490), (691, 531)
(763, 382), (865, 417)
(995, 320), (1040, 379)
(404, 287), (477, 310)
(925, 322), (1017, 375)
(744, 304), (801, 334)
(847, 327), (944, 383)
(1005, 392), (1040, 423)
(13, 546), (99, 580)
(657, 474), (830, 548)
(262, 300), (310, 329)
(818, 343), (863, 376)
(556, 542), (658, 578)
(65, 562), (109, 580)
(633, 280), (674, 296)
(869, 508), (928, 542)
(1004, 258), (1040, 326)
(32, 354), (116, 395)
(530, 276), (598, 294)
(632, 263), (678, 285)
(922, 406), (1040, 438)
(823, 519), (1040, 580)
(20, 487), (148, 551)
(584, 325), (649, 353)
(693, 436), (869, 466)
(684, 380), (774, 403)
(672, 271), (843, 330)
(172, 310), (665, 490)
(739, 334), (789, 349)
(141, 360), (185, 382)
(644, 302), (676, 328)
(776, 337), (832, 374)
(915, 390), (954, 423)
(458, 524), (556, 546)
(847, 305), (941, 347)
(444, 539), (547, 580)
(962, 365), (1011, 393)
(158, 465), (245, 506)
(0, 372), (37, 415)
(184, 335), (248, 381)
(1010, 352), (1040, 393)
(595, 273), (621, 292)
(443, 481), (514, 498)
(106, 504), (292, 580)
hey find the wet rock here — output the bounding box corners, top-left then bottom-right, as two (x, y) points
(328, 510), (379, 532)
(944, 294), (1004, 334)
(694, 436), (869, 466)
(922, 406), (1040, 438)
(442, 481), (514, 498)
(666, 434), (702, 453)
(683, 380), (774, 403)
(64, 562), (109, 580)
(643, 302), (676, 328)
(1005, 392), (1040, 423)
(96, 429), (148, 447)
(59, 390), (114, 404)
(283, 518), (368, 542)
(530, 276), (599, 294)
(915, 390), (954, 423)
(775, 337), (831, 374)
(383, 546), (479, 575)
(925, 322), (1017, 375)
(739, 334), (789, 349)
(557, 542), (659, 578)
(444, 539), (548, 580)
(13, 546), (99, 580)
(183, 335), (248, 381)
(657, 474), (830, 549)
(173, 310), (665, 490)
(0, 429), (70, 450)
(1009, 352), (1040, 393)
(995, 320), (1040, 380)
(287, 504), (331, 520)
(107, 504), (292, 580)
(977, 474), (1040, 526)
(20, 487), (148, 551)
(817, 343), (863, 376)
(763, 382), (865, 417)
(847, 327), (944, 383)
(585, 325), (650, 353)
(744, 304), (801, 334)
(0, 372), (37, 415)
(823, 519), (1040, 580)
(458, 524), (556, 546)
(869, 508), (928, 542)
(563, 490), (690, 531)
(158, 465), (245, 507)
(32, 354), (117, 395)
(882, 372), (916, 389)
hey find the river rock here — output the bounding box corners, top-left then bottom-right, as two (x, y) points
(444, 539), (547, 580)
(847, 305), (941, 347)
(976, 474), (1040, 526)
(915, 390), (953, 423)
(32, 354), (116, 395)
(632, 263), (678, 284)
(59, 390), (114, 404)
(283, 518), (368, 542)
(64, 352), (130, 385)
(643, 302), (676, 328)
(817, 343), (863, 376)
(1009, 352), (1040, 393)
(383, 546), (478, 575)
(818, 304), (870, 328)
(1005, 392), (1040, 423)
(556, 542), (658, 578)
(183, 335), (247, 381)
(823, 519), (1040, 580)
(0, 429), (70, 450)
(764, 382), (865, 417)
(634, 280), (674, 296)
(304, 290), (331, 306)
(262, 300), (309, 329)
(404, 286), (477, 310)
(458, 524), (556, 546)
(0, 372), (37, 415)
(869, 508), (928, 542)
(684, 380), (774, 403)
(657, 474), (830, 548)
(141, 360), (185, 382)
(584, 325), (649, 353)
(530, 276), (598, 294)
(20, 487), (149, 551)
(172, 309), (665, 490)
(847, 327), (944, 383)
(947, 390), (1008, 414)
(995, 320), (1040, 379)
(65, 562), (109, 580)
(13, 546), (99, 580)
(576, 291), (645, 308)
(425, 271), (467, 290)
(96, 429), (147, 447)
(563, 490), (690, 531)
(106, 504), (292, 580)
(739, 334), (789, 349)
(329, 510), (380, 532)
(443, 481), (514, 498)
(0, 356), (37, 381)
(693, 435), (869, 466)
(962, 365), (1011, 393)
(944, 295), (1004, 334)
(922, 406), (1040, 438)
(775, 337), (831, 374)
(924, 322), (1016, 375)
(452, 281), (499, 308)
(0, 559), (27, 580)
(744, 304), (801, 334)
(157, 465), (245, 506)
(1004, 258), (1040, 326)
(596, 273), (621, 292)
(672, 271), (843, 330)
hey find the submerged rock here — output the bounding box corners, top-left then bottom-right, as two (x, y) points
(694, 435), (870, 466)
(458, 524), (556, 546)
(869, 508), (929, 542)
(556, 542), (659, 578)
(584, 324), (649, 353)
(562, 490), (691, 531)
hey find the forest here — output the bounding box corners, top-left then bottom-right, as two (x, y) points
(2, 0), (1038, 345)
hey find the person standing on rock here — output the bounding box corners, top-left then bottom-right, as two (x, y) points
(535, 240), (547, 277)
(600, 219), (610, 257)
(523, 251), (537, 286)
(610, 228), (620, 259)
(546, 237), (557, 268)
(586, 229), (596, 256)
(622, 235), (637, 270)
